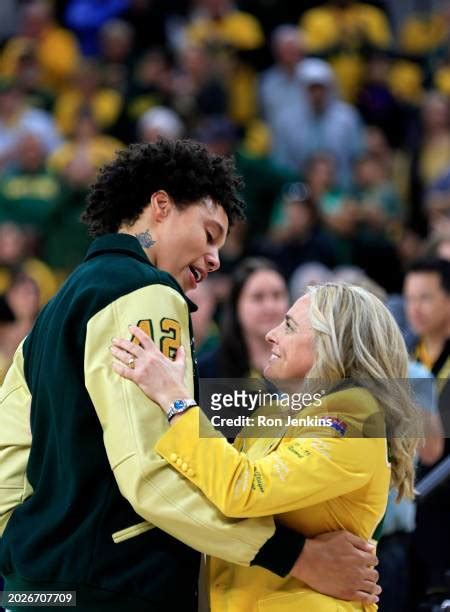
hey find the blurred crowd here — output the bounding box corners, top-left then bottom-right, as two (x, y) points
(0, 1), (449, 611)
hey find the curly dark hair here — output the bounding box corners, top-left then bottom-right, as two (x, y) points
(82, 139), (246, 236)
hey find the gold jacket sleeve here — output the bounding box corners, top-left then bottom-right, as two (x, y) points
(0, 340), (33, 536)
(155, 403), (385, 518)
(84, 284), (275, 564)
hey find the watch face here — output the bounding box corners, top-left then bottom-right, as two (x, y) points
(174, 399), (186, 411)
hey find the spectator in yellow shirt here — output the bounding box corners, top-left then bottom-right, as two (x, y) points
(186, 0), (264, 52)
(48, 110), (123, 183)
(418, 92), (450, 188)
(0, 1), (80, 93)
(185, 0), (265, 125)
(300, 0), (392, 102)
(112, 282), (418, 612)
(54, 60), (122, 138)
(300, 0), (391, 53)
(400, 3), (450, 56)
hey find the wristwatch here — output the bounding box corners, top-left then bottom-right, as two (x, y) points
(167, 398), (197, 422)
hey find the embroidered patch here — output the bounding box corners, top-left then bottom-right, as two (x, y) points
(252, 469), (265, 493)
(287, 444), (311, 459)
(329, 418), (347, 436)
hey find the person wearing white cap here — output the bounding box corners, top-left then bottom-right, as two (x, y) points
(271, 58), (364, 189)
(138, 106), (185, 143)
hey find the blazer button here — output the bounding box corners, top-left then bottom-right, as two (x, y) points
(187, 468), (195, 477)
(170, 453), (177, 462)
(176, 458), (183, 467)
(181, 462), (188, 472)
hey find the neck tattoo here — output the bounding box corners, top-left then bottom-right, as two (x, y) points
(135, 229), (156, 249)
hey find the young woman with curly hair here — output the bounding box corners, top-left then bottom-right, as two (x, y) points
(1, 141), (380, 610)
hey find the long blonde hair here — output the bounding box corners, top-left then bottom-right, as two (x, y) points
(306, 283), (419, 500)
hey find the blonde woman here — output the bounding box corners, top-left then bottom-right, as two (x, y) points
(111, 283), (418, 612)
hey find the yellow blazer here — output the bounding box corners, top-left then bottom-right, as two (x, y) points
(155, 387), (391, 612)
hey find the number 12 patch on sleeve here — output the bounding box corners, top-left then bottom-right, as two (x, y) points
(132, 318), (181, 360)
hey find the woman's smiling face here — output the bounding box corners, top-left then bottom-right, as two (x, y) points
(264, 295), (315, 381)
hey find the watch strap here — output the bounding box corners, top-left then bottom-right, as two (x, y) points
(167, 399), (197, 422)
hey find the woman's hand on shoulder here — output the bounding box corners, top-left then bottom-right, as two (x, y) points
(110, 324), (189, 412)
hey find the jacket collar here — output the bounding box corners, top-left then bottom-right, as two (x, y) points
(84, 233), (150, 265)
(84, 233), (198, 313)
